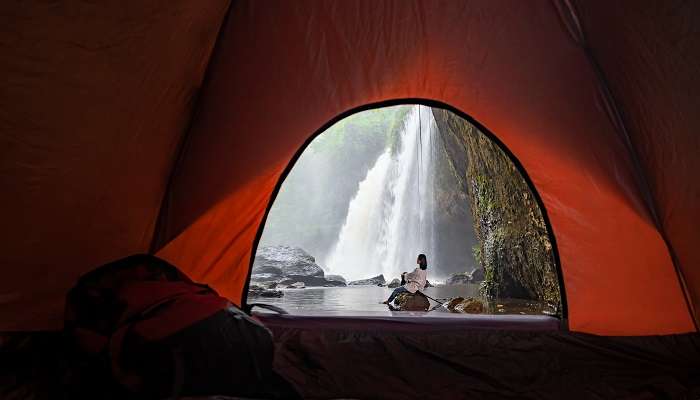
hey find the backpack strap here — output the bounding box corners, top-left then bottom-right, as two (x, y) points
(246, 303), (289, 315)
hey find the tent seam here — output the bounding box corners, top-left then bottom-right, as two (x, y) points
(148, 0), (235, 254)
(552, 0), (698, 331)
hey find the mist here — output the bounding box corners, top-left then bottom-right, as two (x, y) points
(258, 105), (478, 281)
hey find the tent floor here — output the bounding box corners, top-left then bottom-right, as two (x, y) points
(258, 313), (700, 400)
(2, 313), (699, 399)
(255, 310), (564, 331)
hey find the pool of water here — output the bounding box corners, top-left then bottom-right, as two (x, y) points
(248, 284), (557, 316)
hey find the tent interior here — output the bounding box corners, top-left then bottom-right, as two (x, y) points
(1, 0), (699, 398)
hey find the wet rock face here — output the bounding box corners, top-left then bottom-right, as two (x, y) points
(348, 275), (386, 286)
(431, 108), (561, 307)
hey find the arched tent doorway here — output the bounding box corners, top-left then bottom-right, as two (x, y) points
(243, 100), (568, 320)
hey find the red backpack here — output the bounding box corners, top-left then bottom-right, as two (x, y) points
(64, 254), (294, 398)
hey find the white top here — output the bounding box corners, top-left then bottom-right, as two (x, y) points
(403, 267), (427, 293)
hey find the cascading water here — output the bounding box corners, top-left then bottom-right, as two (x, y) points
(325, 105), (438, 281)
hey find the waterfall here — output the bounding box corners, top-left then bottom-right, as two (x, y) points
(324, 105), (437, 281)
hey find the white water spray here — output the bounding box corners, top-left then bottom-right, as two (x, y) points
(325, 105), (437, 281)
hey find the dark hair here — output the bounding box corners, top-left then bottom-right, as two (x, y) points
(417, 254), (427, 269)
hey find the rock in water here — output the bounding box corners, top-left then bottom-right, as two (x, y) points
(253, 246), (324, 277)
(250, 265), (283, 284)
(280, 276), (346, 287)
(250, 246), (348, 288)
(446, 297), (484, 314)
(288, 282), (305, 289)
(446, 297), (465, 310)
(470, 267), (485, 282)
(248, 285), (284, 298)
(257, 290), (283, 298)
(393, 292), (430, 311)
(387, 278), (401, 288)
(348, 275), (386, 286)
(446, 272), (471, 285)
(457, 298), (484, 314)
(253, 265), (284, 276)
(326, 274), (346, 284)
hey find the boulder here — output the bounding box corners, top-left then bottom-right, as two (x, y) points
(280, 275), (346, 287)
(249, 281), (279, 289)
(250, 273), (281, 283)
(348, 274), (386, 286)
(470, 267), (485, 282)
(446, 272), (471, 285)
(392, 292), (430, 311)
(253, 245), (324, 277)
(257, 289), (284, 298)
(253, 265), (283, 276)
(248, 285), (284, 298)
(326, 274), (346, 284)
(446, 297), (484, 314)
(250, 246), (344, 288)
(387, 278), (401, 288)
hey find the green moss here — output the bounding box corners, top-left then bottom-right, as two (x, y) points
(431, 108), (561, 311)
(471, 245), (481, 263)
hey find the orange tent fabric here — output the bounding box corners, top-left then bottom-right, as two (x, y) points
(0, 1), (229, 329)
(574, 0), (700, 330)
(1, 0), (698, 336)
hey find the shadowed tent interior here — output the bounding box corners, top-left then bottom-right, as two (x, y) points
(1, 0), (699, 398)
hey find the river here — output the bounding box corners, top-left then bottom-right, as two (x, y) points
(248, 284), (556, 316)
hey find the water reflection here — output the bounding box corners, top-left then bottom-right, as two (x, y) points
(249, 284), (556, 316)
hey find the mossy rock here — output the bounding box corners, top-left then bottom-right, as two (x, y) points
(446, 297), (484, 314)
(393, 292), (430, 311)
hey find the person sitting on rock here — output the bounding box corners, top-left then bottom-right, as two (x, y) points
(383, 254), (428, 305)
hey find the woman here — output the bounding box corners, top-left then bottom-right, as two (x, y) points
(383, 254), (428, 304)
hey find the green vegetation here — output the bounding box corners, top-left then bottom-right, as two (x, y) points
(309, 106), (410, 158)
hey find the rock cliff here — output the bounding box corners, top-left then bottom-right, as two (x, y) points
(431, 108), (560, 307)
